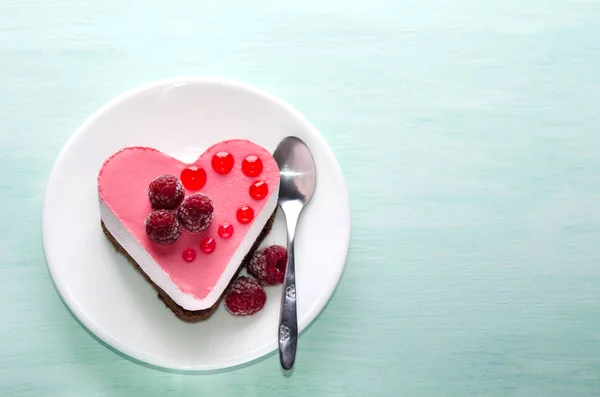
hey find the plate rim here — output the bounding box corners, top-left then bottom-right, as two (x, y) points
(41, 75), (351, 371)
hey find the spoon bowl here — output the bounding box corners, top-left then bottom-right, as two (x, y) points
(274, 136), (317, 205)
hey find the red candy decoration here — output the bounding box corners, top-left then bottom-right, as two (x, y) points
(200, 237), (216, 254)
(249, 180), (268, 200)
(218, 222), (234, 239)
(212, 152), (234, 175)
(236, 205), (254, 224)
(182, 248), (197, 262)
(242, 155), (263, 177)
(180, 167), (207, 190)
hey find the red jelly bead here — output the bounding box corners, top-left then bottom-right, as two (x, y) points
(218, 222), (234, 239)
(237, 205), (254, 224)
(242, 155), (263, 177)
(180, 167), (207, 190)
(212, 152), (234, 175)
(182, 248), (197, 262)
(200, 237), (216, 254)
(249, 180), (268, 200)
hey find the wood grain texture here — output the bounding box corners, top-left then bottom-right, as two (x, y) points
(2, 0), (600, 395)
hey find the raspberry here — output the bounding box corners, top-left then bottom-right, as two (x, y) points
(224, 276), (267, 316)
(145, 210), (181, 244)
(148, 174), (185, 210)
(247, 245), (288, 285)
(177, 193), (214, 232)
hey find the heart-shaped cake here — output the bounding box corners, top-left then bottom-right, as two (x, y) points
(98, 139), (280, 321)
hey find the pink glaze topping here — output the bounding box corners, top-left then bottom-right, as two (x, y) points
(98, 140), (280, 299)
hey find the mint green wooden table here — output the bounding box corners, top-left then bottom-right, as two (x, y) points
(2, 1), (600, 396)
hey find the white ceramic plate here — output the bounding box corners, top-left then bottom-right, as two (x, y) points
(42, 76), (350, 371)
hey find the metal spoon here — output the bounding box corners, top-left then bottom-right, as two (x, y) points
(273, 136), (316, 372)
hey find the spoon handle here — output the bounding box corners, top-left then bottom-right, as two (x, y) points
(279, 205), (300, 372)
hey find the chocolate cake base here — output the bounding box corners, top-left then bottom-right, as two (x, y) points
(101, 210), (276, 322)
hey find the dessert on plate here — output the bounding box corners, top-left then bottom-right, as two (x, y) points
(98, 139), (287, 322)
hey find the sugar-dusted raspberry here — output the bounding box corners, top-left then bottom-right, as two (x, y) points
(224, 276), (267, 316)
(148, 174), (185, 210)
(247, 245), (288, 285)
(177, 193), (214, 232)
(144, 210), (181, 244)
